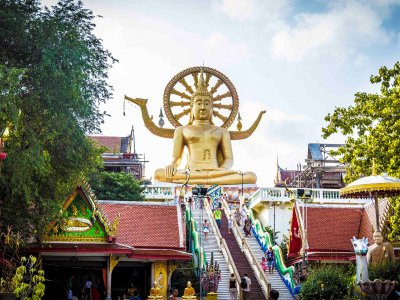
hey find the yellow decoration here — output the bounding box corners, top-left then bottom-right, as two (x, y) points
(110, 255), (120, 273)
(153, 261), (167, 299)
(340, 182), (400, 195)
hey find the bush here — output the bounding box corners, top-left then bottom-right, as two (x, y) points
(300, 265), (349, 300)
(369, 260), (400, 282)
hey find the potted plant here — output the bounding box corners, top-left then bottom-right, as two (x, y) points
(0, 227), (45, 300)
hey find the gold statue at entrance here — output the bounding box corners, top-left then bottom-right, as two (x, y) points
(182, 281), (196, 300)
(148, 281), (163, 300)
(125, 66), (265, 185)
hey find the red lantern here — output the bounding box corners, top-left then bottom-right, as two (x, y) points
(0, 152), (7, 161)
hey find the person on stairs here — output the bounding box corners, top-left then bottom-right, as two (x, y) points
(228, 214), (233, 234)
(268, 289), (279, 300)
(260, 257), (268, 274)
(203, 219), (209, 242)
(266, 246), (275, 274)
(214, 207), (222, 229)
(241, 273), (251, 300)
(229, 273), (237, 300)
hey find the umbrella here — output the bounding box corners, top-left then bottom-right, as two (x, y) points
(340, 171), (400, 231)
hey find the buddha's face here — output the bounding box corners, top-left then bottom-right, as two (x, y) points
(187, 281), (192, 287)
(373, 231), (383, 245)
(192, 95), (212, 121)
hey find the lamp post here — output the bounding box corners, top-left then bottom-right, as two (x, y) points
(271, 201), (280, 245)
(182, 169), (191, 249)
(193, 185), (207, 299)
(238, 170), (246, 198)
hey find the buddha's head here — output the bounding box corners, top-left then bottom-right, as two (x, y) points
(373, 231), (383, 245)
(189, 69), (214, 125)
(187, 281), (192, 287)
(153, 281), (158, 288)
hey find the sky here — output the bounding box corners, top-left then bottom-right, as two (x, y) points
(45, 0), (400, 186)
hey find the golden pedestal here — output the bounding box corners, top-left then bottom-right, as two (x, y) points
(206, 292), (217, 300)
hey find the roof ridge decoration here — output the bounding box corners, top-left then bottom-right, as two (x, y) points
(80, 180), (120, 237)
(43, 181), (119, 242)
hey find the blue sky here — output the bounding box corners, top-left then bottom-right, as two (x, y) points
(44, 0), (400, 185)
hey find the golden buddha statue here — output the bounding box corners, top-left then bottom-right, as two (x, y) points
(148, 281), (163, 300)
(154, 69), (256, 185)
(182, 281), (196, 300)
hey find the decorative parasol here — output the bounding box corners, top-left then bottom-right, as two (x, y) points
(340, 166), (400, 231)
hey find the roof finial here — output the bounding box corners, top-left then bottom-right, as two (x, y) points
(275, 156), (281, 183)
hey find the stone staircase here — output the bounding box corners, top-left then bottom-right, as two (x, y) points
(191, 207), (232, 300)
(247, 236), (294, 299)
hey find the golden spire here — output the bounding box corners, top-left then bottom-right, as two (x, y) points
(193, 67), (212, 98)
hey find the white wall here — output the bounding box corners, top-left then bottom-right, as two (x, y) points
(254, 202), (293, 244)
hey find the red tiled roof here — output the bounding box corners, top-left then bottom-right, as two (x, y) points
(89, 136), (122, 153)
(299, 205), (363, 252)
(359, 199), (389, 241)
(99, 202), (185, 250)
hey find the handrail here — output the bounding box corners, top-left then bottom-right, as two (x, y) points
(247, 209), (296, 297)
(203, 200), (242, 297)
(221, 199), (271, 298)
(247, 187), (372, 209)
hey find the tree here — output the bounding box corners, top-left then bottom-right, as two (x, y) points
(89, 172), (145, 201)
(0, 0), (116, 237)
(322, 61), (400, 240)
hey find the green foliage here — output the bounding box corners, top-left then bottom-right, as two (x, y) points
(264, 225), (279, 244)
(279, 234), (289, 263)
(322, 61), (400, 182)
(89, 172), (145, 201)
(322, 61), (400, 241)
(0, 226), (25, 293)
(13, 255), (46, 300)
(0, 0), (115, 237)
(0, 227), (45, 299)
(369, 261), (400, 282)
(299, 265), (349, 300)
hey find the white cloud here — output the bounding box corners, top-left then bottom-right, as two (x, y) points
(267, 108), (306, 123)
(216, 0), (255, 21)
(270, 1), (389, 62)
(205, 32), (252, 64)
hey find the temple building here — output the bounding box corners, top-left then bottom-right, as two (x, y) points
(32, 183), (190, 300)
(89, 128), (147, 181)
(287, 199), (391, 264)
(275, 143), (345, 189)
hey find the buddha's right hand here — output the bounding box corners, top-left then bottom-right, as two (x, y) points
(165, 165), (176, 179)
